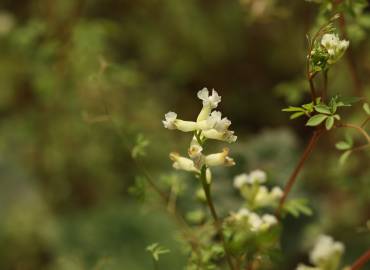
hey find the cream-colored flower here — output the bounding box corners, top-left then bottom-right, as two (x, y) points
(248, 169), (267, 184)
(202, 129), (237, 143)
(320, 33), (349, 64)
(296, 264), (319, 270)
(196, 88), (221, 121)
(188, 138), (203, 159)
(271, 187), (283, 199)
(163, 112), (177, 129)
(163, 112), (198, 132)
(205, 148), (235, 167)
(169, 152), (199, 172)
(310, 235), (344, 266)
(210, 111), (231, 132)
(233, 173), (250, 189)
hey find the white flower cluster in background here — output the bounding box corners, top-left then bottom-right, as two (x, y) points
(232, 208), (277, 232)
(163, 88), (237, 176)
(310, 31), (349, 71)
(320, 34), (349, 65)
(296, 235), (346, 270)
(233, 169), (283, 209)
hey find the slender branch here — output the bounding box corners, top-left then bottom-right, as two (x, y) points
(307, 71), (319, 103)
(323, 69), (328, 102)
(200, 167), (235, 270)
(276, 129), (324, 217)
(336, 123), (370, 143)
(351, 249), (370, 270)
(361, 117), (370, 128)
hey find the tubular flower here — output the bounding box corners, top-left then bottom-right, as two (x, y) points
(169, 152), (199, 173)
(205, 148), (235, 167)
(163, 112), (198, 132)
(196, 88), (221, 121)
(202, 129), (237, 143)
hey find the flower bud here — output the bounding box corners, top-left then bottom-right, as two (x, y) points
(169, 152), (199, 172)
(205, 148), (235, 167)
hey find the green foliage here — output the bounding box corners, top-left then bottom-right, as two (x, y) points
(282, 199), (313, 218)
(146, 243), (170, 261)
(132, 134), (150, 159)
(129, 177), (147, 202)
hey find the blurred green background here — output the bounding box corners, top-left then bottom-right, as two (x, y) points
(0, 0), (369, 269)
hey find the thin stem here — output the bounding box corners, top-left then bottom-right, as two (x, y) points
(276, 129), (324, 217)
(336, 123), (370, 143)
(200, 167), (235, 270)
(351, 249), (370, 270)
(361, 117), (370, 128)
(308, 72), (319, 103)
(323, 69), (328, 102)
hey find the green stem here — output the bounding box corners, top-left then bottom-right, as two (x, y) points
(200, 166), (235, 270)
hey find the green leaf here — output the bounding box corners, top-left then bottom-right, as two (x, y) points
(283, 198), (313, 218)
(315, 104), (331, 114)
(282, 106), (305, 112)
(325, 116), (334, 130)
(339, 150), (351, 165)
(290, 112), (305, 119)
(363, 103), (370, 115)
(306, 114), (328, 126)
(128, 176), (147, 202)
(132, 134), (150, 158)
(335, 141), (351, 150)
(146, 243), (170, 261)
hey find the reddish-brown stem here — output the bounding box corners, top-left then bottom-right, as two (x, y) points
(351, 249), (370, 270)
(336, 123), (370, 143)
(361, 117), (370, 128)
(322, 70), (328, 102)
(276, 129), (324, 217)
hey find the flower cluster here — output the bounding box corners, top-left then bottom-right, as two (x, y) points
(231, 208), (277, 232)
(297, 235), (345, 270)
(163, 88), (237, 175)
(310, 32), (349, 71)
(233, 170), (283, 209)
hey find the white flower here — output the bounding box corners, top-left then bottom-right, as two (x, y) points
(236, 208), (250, 218)
(261, 214), (277, 227)
(163, 112), (198, 132)
(188, 138), (203, 159)
(248, 169), (267, 184)
(197, 88), (221, 109)
(210, 111), (231, 132)
(169, 152), (199, 172)
(197, 88), (221, 122)
(310, 235), (345, 266)
(205, 148), (235, 167)
(202, 129), (237, 143)
(271, 187), (283, 199)
(254, 186), (282, 208)
(163, 112), (177, 129)
(320, 33), (349, 64)
(233, 173), (250, 189)
(296, 264), (319, 270)
(248, 212), (263, 231)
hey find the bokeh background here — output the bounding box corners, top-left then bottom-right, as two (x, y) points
(0, 0), (369, 269)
